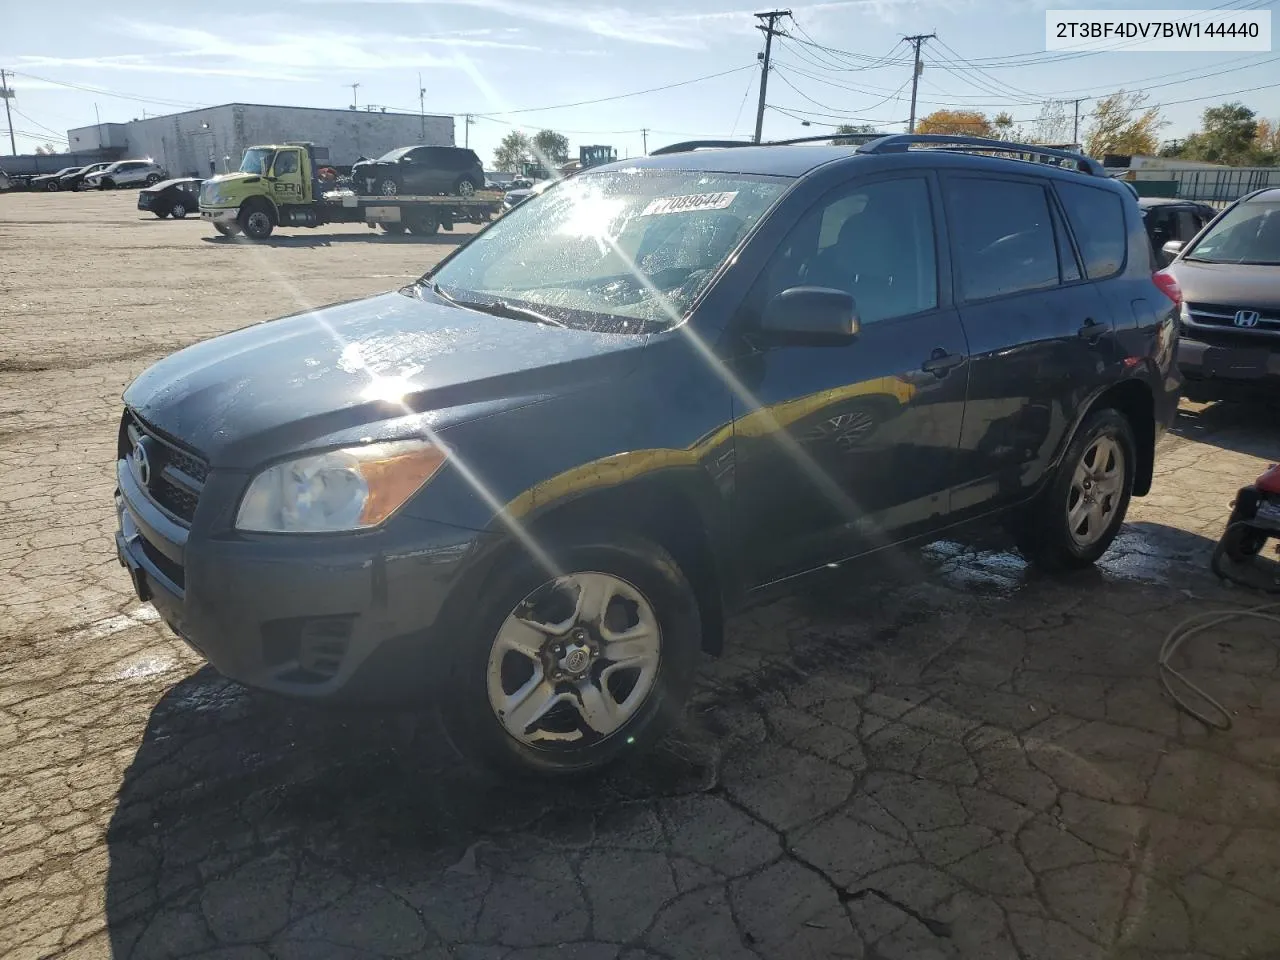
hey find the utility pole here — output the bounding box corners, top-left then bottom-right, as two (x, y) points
(641, 128), (648, 154)
(419, 74), (426, 139)
(905, 33), (935, 134)
(1070, 97), (1085, 146)
(461, 114), (474, 148)
(349, 82), (360, 110)
(753, 10), (790, 144)
(0, 69), (15, 155)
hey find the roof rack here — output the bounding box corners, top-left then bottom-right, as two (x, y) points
(649, 132), (891, 156)
(855, 134), (1105, 176)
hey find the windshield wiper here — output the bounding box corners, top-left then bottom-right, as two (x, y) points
(417, 281), (566, 327)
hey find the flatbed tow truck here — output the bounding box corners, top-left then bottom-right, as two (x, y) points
(199, 141), (502, 240)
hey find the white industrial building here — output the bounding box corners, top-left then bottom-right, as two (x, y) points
(67, 103), (455, 178)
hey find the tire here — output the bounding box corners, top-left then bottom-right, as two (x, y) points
(1017, 408), (1136, 571)
(170, 201), (188, 219)
(406, 211), (439, 236)
(144, 174), (161, 186)
(46, 181), (59, 192)
(154, 210), (169, 219)
(239, 202), (275, 240)
(440, 533), (701, 778)
(453, 176), (478, 197)
(98, 178), (114, 191)
(374, 177), (399, 197)
(213, 222), (241, 237)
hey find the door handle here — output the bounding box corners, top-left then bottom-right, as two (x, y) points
(1077, 318), (1105, 342)
(921, 348), (965, 377)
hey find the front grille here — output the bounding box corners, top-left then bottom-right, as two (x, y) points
(1185, 302), (1280, 338)
(118, 410), (209, 525)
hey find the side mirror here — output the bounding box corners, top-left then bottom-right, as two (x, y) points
(1161, 239), (1185, 264)
(759, 287), (860, 346)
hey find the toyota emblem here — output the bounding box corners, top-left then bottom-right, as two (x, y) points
(131, 438), (152, 488)
(1234, 309), (1261, 328)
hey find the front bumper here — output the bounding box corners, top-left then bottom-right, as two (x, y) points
(114, 458), (492, 704)
(200, 207), (240, 225)
(1177, 335), (1280, 398)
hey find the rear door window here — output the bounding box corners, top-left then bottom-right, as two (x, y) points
(946, 178), (1061, 301)
(1055, 181), (1127, 279)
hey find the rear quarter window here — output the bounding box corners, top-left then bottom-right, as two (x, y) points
(1055, 181), (1127, 279)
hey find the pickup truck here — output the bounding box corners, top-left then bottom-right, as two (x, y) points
(199, 142), (503, 240)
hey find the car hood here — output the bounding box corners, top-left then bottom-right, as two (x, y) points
(1170, 258), (1280, 310)
(124, 291), (650, 469)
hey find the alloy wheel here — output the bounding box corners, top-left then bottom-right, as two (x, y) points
(1066, 435), (1125, 547)
(486, 571), (661, 747)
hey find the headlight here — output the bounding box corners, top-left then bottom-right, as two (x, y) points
(236, 439), (447, 533)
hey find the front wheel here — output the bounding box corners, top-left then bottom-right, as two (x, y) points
(374, 177), (398, 197)
(441, 535), (701, 778)
(46, 181), (59, 192)
(213, 222), (241, 237)
(239, 204), (275, 240)
(98, 178), (114, 190)
(144, 174), (161, 186)
(1017, 408), (1136, 570)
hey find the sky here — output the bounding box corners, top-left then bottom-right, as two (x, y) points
(2, 0), (1278, 165)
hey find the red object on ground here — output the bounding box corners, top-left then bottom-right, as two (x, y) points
(1257, 464), (1280, 495)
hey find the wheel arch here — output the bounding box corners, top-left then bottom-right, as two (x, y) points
(443, 468), (734, 656)
(1061, 377), (1157, 497)
(241, 194), (279, 224)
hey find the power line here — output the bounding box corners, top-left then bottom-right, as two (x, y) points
(10, 71), (209, 110)
(753, 10), (791, 143)
(470, 65), (757, 117)
(772, 66), (911, 117)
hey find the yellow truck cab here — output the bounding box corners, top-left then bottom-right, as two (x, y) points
(200, 142), (501, 240)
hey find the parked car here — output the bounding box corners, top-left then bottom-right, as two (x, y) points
(137, 177), (203, 219)
(29, 167), (81, 191)
(59, 162), (114, 192)
(1141, 197), (1219, 266)
(501, 177), (555, 212)
(1165, 187), (1280, 401)
(85, 160), (167, 190)
(113, 135), (1180, 777)
(350, 146), (485, 197)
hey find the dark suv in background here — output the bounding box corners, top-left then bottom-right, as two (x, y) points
(1165, 187), (1280, 400)
(351, 145), (485, 197)
(114, 134), (1181, 778)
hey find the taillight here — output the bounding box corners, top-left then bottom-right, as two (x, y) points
(1153, 269), (1182, 305)
(1257, 464), (1280, 496)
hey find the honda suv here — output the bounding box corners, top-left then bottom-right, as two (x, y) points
(1164, 187), (1280, 400)
(113, 135), (1181, 777)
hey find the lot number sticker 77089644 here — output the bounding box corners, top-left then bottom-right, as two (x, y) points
(641, 191), (738, 216)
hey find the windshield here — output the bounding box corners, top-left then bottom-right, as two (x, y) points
(239, 148), (275, 175)
(1185, 200), (1280, 265)
(429, 170), (789, 332)
(377, 146), (415, 162)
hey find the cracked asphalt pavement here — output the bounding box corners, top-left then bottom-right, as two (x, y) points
(4, 191), (1280, 960)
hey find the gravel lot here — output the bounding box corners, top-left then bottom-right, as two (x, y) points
(3, 189), (1280, 960)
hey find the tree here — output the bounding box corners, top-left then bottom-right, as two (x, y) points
(832, 123), (879, 145)
(1084, 89), (1166, 158)
(34, 143), (59, 155)
(1031, 100), (1074, 145)
(1253, 118), (1280, 165)
(992, 112), (1015, 140)
(1191, 102), (1258, 164)
(916, 110), (993, 137)
(493, 131), (531, 172)
(531, 129), (569, 165)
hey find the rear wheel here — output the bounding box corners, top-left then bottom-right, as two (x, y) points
(154, 210), (170, 219)
(144, 173), (161, 186)
(406, 210), (439, 236)
(378, 222), (407, 234)
(453, 176), (478, 197)
(170, 201), (188, 219)
(1017, 408), (1136, 570)
(375, 177), (399, 196)
(440, 534), (701, 778)
(239, 202), (275, 240)
(46, 180), (59, 192)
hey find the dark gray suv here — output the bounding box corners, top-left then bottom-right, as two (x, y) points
(114, 135), (1182, 777)
(351, 145), (485, 197)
